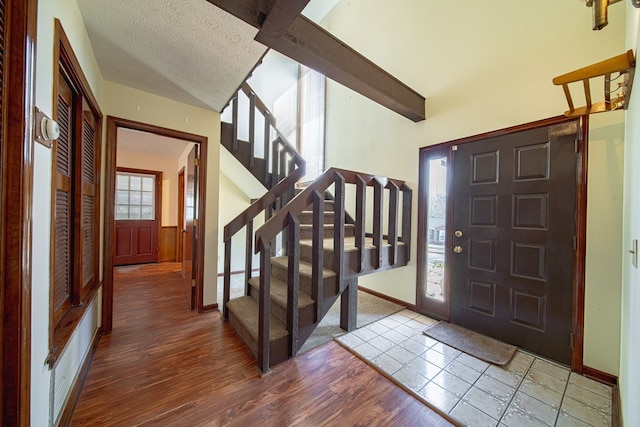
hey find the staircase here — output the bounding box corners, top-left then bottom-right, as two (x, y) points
(221, 84), (412, 373)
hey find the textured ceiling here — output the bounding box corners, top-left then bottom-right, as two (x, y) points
(77, 0), (269, 112)
(117, 128), (193, 158)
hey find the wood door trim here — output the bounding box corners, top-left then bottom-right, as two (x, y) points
(417, 115), (587, 371)
(177, 168), (185, 262)
(103, 117), (209, 334)
(1, 0), (38, 424)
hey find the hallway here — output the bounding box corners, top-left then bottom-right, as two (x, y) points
(70, 263), (453, 426)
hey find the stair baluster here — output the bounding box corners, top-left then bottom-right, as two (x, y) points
(355, 175), (366, 273)
(332, 172), (345, 293)
(286, 213), (300, 356)
(248, 91), (256, 168)
(401, 184), (413, 262)
(311, 190), (324, 323)
(245, 220), (254, 295)
(373, 178), (384, 269)
(388, 182), (400, 266)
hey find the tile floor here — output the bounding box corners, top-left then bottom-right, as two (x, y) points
(336, 309), (613, 427)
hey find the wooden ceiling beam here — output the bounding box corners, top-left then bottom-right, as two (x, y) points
(206, 0), (426, 122)
(260, 0), (311, 36)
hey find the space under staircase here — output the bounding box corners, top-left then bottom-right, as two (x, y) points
(221, 84), (413, 373)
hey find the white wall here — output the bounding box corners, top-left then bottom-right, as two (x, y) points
(620, 4), (640, 425)
(103, 81), (221, 307)
(33, 0), (104, 424)
(117, 149), (183, 227)
(218, 174), (258, 274)
(322, 0), (626, 375)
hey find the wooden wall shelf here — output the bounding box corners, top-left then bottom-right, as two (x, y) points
(553, 50), (635, 117)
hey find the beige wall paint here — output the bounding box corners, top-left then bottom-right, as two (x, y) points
(103, 81), (221, 307)
(218, 173), (263, 274)
(32, 0), (105, 424)
(322, 0), (625, 375)
(620, 4), (640, 425)
(117, 149), (185, 227)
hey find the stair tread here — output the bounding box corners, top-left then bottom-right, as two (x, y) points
(271, 256), (336, 278)
(226, 296), (289, 342)
(247, 277), (315, 308)
(299, 223), (354, 228)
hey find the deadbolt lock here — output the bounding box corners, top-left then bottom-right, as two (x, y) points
(453, 246), (463, 254)
(454, 230), (463, 238)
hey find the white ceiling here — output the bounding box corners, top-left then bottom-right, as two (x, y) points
(77, 0), (268, 112)
(117, 128), (193, 158)
(77, 0), (340, 114)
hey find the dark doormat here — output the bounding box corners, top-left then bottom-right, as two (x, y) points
(424, 321), (517, 365)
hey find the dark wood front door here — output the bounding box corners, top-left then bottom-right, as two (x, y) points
(450, 121), (579, 364)
(182, 145), (198, 310)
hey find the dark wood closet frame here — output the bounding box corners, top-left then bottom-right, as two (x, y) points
(416, 115), (589, 373)
(48, 18), (103, 366)
(1, 0), (38, 424)
(103, 117), (209, 333)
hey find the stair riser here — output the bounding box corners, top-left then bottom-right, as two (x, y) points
(270, 262), (338, 297)
(298, 211), (335, 225)
(228, 310), (290, 367)
(298, 243), (343, 269)
(299, 224), (355, 240)
(247, 284), (316, 326)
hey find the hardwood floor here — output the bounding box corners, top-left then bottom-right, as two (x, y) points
(70, 263), (454, 426)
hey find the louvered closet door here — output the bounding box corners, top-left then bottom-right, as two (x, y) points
(75, 98), (98, 299)
(53, 72), (74, 324)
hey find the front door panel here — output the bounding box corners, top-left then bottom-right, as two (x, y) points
(451, 122), (578, 364)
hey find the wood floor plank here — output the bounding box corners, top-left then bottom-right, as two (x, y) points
(70, 263), (453, 426)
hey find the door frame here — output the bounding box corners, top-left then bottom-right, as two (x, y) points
(103, 116), (209, 333)
(1, 0), (38, 423)
(177, 168), (185, 262)
(416, 115), (589, 372)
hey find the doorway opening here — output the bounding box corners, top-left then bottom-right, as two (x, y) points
(103, 117), (209, 333)
(417, 116), (588, 371)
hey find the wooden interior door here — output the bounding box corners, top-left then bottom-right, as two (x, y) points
(114, 169), (161, 266)
(450, 121), (579, 364)
(182, 146), (198, 310)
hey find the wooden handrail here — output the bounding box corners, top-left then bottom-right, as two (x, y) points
(254, 167), (408, 250)
(223, 159), (306, 241)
